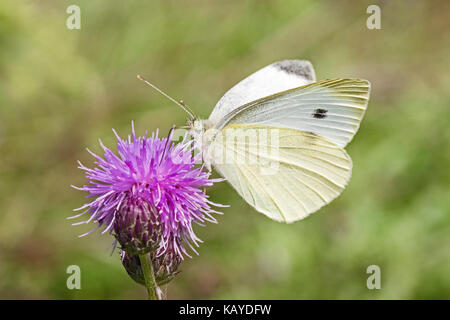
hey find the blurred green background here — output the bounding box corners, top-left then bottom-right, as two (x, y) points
(0, 0), (449, 299)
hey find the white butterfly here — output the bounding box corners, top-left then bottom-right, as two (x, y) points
(139, 60), (370, 223)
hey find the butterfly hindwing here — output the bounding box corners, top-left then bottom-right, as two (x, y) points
(206, 125), (352, 223)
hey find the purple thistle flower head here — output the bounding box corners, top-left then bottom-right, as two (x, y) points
(72, 123), (225, 262)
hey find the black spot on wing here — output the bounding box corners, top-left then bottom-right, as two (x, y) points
(274, 60), (314, 80)
(313, 108), (328, 119)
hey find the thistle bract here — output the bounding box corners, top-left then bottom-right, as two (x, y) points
(72, 123), (224, 263)
(121, 249), (181, 286)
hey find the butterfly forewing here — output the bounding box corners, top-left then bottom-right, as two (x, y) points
(209, 60), (316, 124)
(216, 79), (370, 148)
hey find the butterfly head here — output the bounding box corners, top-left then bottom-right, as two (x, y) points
(187, 118), (214, 132)
(187, 118), (204, 148)
(186, 118), (202, 134)
(192, 118), (203, 132)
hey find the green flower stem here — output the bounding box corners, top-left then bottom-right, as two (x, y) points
(138, 253), (159, 300)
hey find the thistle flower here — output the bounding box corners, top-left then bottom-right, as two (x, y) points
(71, 123), (225, 288)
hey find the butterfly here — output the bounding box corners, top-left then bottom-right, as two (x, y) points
(138, 60), (370, 223)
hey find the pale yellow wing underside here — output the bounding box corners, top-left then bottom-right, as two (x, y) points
(217, 78), (370, 148)
(207, 125), (352, 223)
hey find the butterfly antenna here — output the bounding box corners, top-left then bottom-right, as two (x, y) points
(137, 75), (196, 119)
